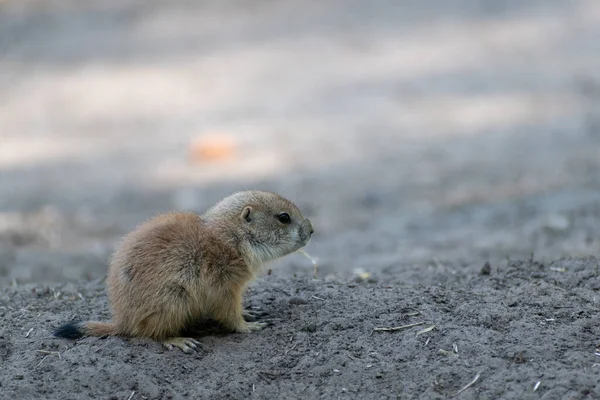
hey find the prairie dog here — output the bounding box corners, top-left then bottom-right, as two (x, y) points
(54, 191), (314, 353)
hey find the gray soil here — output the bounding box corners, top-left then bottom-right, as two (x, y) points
(1, 0), (600, 399)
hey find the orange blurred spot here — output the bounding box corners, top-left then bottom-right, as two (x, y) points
(189, 135), (236, 163)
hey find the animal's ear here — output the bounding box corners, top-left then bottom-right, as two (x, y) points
(241, 206), (252, 223)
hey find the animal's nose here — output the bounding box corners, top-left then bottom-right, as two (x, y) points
(307, 220), (314, 235)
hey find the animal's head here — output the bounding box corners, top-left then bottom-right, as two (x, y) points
(205, 191), (314, 265)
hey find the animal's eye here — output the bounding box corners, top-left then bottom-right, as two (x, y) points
(277, 213), (291, 224)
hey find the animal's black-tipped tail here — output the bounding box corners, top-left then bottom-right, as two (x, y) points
(54, 322), (84, 339)
(54, 321), (117, 339)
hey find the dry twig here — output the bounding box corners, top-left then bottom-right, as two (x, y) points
(297, 249), (318, 278)
(453, 371), (481, 397)
(35, 351), (61, 367)
(416, 325), (435, 336)
(372, 321), (426, 334)
(285, 336), (307, 355)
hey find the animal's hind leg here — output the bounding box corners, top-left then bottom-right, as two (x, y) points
(135, 308), (201, 353)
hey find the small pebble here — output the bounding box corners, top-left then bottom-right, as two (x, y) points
(289, 297), (309, 305)
(480, 262), (491, 276)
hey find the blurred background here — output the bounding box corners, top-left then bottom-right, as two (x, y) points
(1, 0), (599, 285)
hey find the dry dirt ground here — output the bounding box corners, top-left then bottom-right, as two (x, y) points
(1, 0), (600, 399)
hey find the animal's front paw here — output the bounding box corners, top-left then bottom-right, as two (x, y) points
(235, 321), (267, 333)
(162, 337), (202, 354)
(242, 309), (269, 322)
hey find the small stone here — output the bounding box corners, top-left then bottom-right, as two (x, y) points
(302, 323), (317, 332)
(375, 373), (383, 379)
(480, 262), (491, 275)
(289, 297), (309, 305)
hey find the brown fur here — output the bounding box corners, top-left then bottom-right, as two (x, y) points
(55, 191), (313, 349)
(82, 321), (117, 336)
